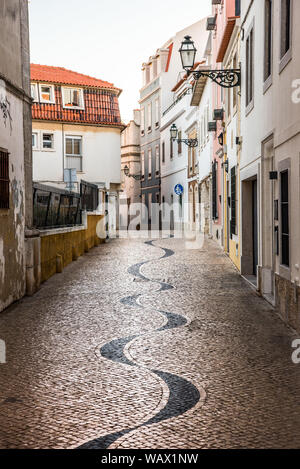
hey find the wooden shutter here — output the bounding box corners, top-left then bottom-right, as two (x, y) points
(0, 150), (9, 209)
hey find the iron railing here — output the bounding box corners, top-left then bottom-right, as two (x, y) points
(80, 180), (99, 212)
(33, 183), (82, 229)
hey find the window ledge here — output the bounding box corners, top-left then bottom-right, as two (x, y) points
(63, 106), (85, 111)
(279, 49), (292, 74)
(263, 74), (273, 94)
(40, 100), (56, 105)
(245, 99), (254, 117)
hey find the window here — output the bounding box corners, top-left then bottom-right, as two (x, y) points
(212, 161), (218, 220)
(148, 148), (152, 178)
(147, 103), (152, 131)
(140, 107), (145, 135)
(280, 170), (289, 266)
(230, 166), (237, 237)
(178, 131), (182, 154)
(141, 151), (145, 179)
(31, 83), (38, 102)
(155, 146), (160, 175)
(246, 26), (254, 110)
(39, 84), (55, 103)
(63, 88), (84, 109)
(188, 146), (192, 173)
(264, 0), (273, 82)
(280, 0), (291, 59)
(233, 54), (238, 107)
(32, 132), (38, 149)
(0, 149), (9, 209)
(155, 99), (159, 127)
(65, 136), (82, 172)
(161, 142), (165, 164)
(42, 133), (54, 150)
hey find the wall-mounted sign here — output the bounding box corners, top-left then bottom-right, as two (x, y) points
(174, 184), (184, 195)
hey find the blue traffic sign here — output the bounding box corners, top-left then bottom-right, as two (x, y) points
(174, 184), (184, 195)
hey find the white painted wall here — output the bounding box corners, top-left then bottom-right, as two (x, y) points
(32, 122), (121, 191)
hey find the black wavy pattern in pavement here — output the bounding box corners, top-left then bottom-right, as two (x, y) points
(78, 240), (200, 450)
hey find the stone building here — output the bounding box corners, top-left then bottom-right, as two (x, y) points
(120, 109), (141, 229)
(0, 0), (37, 312)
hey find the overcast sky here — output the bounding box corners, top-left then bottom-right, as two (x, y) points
(28, 0), (211, 123)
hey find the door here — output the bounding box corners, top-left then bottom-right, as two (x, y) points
(227, 180), (230, 253)
(252, 179), (258, 276)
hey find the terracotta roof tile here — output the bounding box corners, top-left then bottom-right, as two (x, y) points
(31, 64), (121, 94)
(31, 75), (123, 127)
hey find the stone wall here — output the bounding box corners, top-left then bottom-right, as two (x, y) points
(275, 274), (300, 332)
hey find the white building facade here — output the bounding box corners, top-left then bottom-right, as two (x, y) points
(31, 65), (124, 227)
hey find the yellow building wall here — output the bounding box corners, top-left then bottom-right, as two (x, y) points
(40, 214), (104, 283)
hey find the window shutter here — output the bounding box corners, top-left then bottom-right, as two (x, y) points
(230, 166), (236, 237)
(212, 161), (217, 220)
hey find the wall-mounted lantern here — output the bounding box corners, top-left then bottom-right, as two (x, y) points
(179, 35), (241, 88)
(124, 165), (142, 181)
(170, 124), (198, 148)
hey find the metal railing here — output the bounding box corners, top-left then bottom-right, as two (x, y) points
(33, 183), (82, 229)
(80, 180), (99, 212)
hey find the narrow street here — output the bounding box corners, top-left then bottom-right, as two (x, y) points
(0, 238), (299, 449)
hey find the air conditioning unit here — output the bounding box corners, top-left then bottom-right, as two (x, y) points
(208, 121), (217, 132)
(206, 15), (217, 31)
(213, 109), (224, 120)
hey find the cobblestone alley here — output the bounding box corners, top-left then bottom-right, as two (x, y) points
(0, 237), (300, 449)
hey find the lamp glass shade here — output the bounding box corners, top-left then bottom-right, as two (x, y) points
(170, 124), (178, 140)
(179, 35), (197, 71)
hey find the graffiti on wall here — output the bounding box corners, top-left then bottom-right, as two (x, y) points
(0, 80), (12, 134)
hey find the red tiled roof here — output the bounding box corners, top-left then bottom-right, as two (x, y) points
(31, 64), (121, 94)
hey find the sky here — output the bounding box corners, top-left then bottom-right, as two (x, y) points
(28, 0), (211, 123)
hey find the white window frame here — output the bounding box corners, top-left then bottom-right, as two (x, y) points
(155, 145), (160, 174)
(39, 84), (55, 104)
(65, 135), (83, 172)
(141, 151), (145, 179)
(141, 107), (145, 135)
(31, 83), (38, 102)
(62, 87), (85, 110)
(41, 132), (55, 151)
(147, 102), (152, 132)
(155, 98), (159, 127)
(32, 132), (39, 150)
(148, 148), (152, 177)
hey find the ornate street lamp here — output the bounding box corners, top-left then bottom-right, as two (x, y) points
(179, 35), (197, 73)
(179, 35), (241, 88)
(170, 123), (198, 148)
(123, 165), (142, 181)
